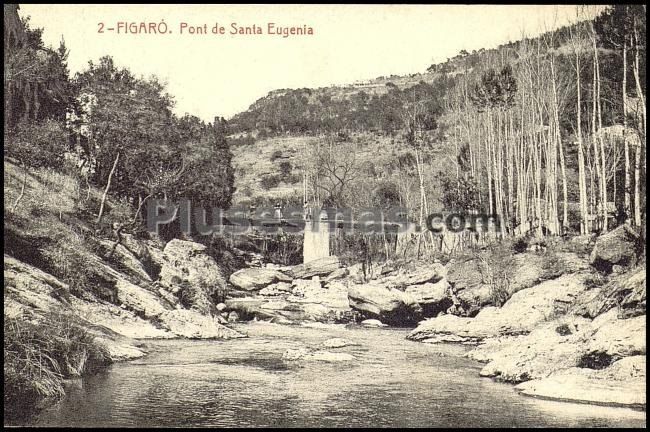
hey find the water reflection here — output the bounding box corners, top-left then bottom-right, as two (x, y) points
(34, 323), (646, 428)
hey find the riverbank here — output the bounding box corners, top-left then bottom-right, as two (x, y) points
(407, 248), (646, 410)
(4, 156), (646, 422)
(4, 159), (246, 420)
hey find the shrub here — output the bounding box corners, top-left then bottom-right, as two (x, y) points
(584, 273), (608, 289)
(278, 161), (292, 177)
(5, 120), (69, 170)
(263, 232), (303, 265)
(478, 246), (515, 307)
(488, 281), (511, 307)
(578, 351), (614, 370)
(240, 185), (253, 197)
(283, 173), (302, 184)
(4, 312), (111, 422)
(227, 134), (255, 147)
(512, 237), (529, 253)
(539, 248), (568, 278)
(260, 174), (282, 190)
(555, 323), (572, 336)
(372, 182), (401, 209)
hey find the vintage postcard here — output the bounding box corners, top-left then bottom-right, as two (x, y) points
(4, 3), (646, 428)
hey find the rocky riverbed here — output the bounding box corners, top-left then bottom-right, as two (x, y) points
(5, 224), (646, 415)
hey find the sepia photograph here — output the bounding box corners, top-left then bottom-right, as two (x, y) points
(3, 3), (646, 428)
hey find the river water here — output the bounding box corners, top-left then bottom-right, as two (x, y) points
(33, 322), (645, 428)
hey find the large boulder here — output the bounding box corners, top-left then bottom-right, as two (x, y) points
(158, 309), (245, 339)
(373, 263), (447, 289)
(515, 356), (646, 409)
(400, 263), (447, 286)
(348, 282), (422, 325)
(258, 282), (293, 296)
(408, 273), (590, 343)
(98, 239), (152, 283)
(404, 279), (453, 317)
(588, 311), (646, 358)
(361, 319), (387, 327)
(282, 348), (355, 362)
(448, 252), (588, 317)
(291, 256), (341, 279)
(466, 307), (646, 387)
(322, 337), (356, 348)
(446, 256), (484, 293)
(5, 254), (240, 341)
(229, 267), (292, 291)
(115, 278), (168, 318)
(159, 239), (227, 314)
(590, 224), (641, 272)
(475, 316), (594, 383)
(324, 267), (349, 282)
(574, 267), (646, 319)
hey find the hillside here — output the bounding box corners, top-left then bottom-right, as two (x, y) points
(4, 158), (245, 420)
(227, 19), (590, 137)
(227, 7), (645, 238)
(230, 131), (456, 213)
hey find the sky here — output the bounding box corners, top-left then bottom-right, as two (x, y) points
(19, 4), (600, 121)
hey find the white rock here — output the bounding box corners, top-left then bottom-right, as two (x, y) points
(361, 319), (387, 327)
(322, 337), (355, 348)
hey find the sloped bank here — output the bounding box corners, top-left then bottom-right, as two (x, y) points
(4, 235), (245, 422)
(406, 228), (646, 410)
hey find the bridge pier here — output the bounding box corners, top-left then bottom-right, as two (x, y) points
(303, 217), (330, 263)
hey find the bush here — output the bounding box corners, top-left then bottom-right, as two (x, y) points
(584, 273), (608, 289)
(488, 280), (511, 307)
(283, 173), (302, 184)
(263, 232), (303, 265)
(260, 174), (282, 190)
(226, 134), (255, 147)
(5, 120), (69, 170)
(555, 323), (572, 336)
(578, 351), (613, 370)
(478, 246), (515, 307)
(372, 182), (401, 209)
(539, 248), (568, 278)
(278, 161), (292, 177)
(4, 312), (111, 422)
(512, 237), (529, 253)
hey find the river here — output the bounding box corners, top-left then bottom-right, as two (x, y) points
(33, 322), (646, 427)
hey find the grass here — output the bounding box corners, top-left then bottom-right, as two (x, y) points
(4, 311), (111, 423)
(3, 158), (143, 422)
(4, 159), (135, 301)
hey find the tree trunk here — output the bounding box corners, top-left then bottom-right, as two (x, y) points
(11, 163), (28, 213)
(576, 50), (589, 234)
(632, 23), (645, 226)
(595, 42), (607, 232)
(96, 152), (120, 224)
(623, 37), (631, 222)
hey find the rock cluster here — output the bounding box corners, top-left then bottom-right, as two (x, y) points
(405, 243), (646, 409)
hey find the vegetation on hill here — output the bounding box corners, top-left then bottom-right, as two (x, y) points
(229, 79), (448, 136)
(3, 4), (239, 418)
(4, 6), (236, 238)
(228, 5), (646, 252)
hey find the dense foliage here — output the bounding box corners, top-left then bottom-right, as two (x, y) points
(228, 78), (449, 135)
